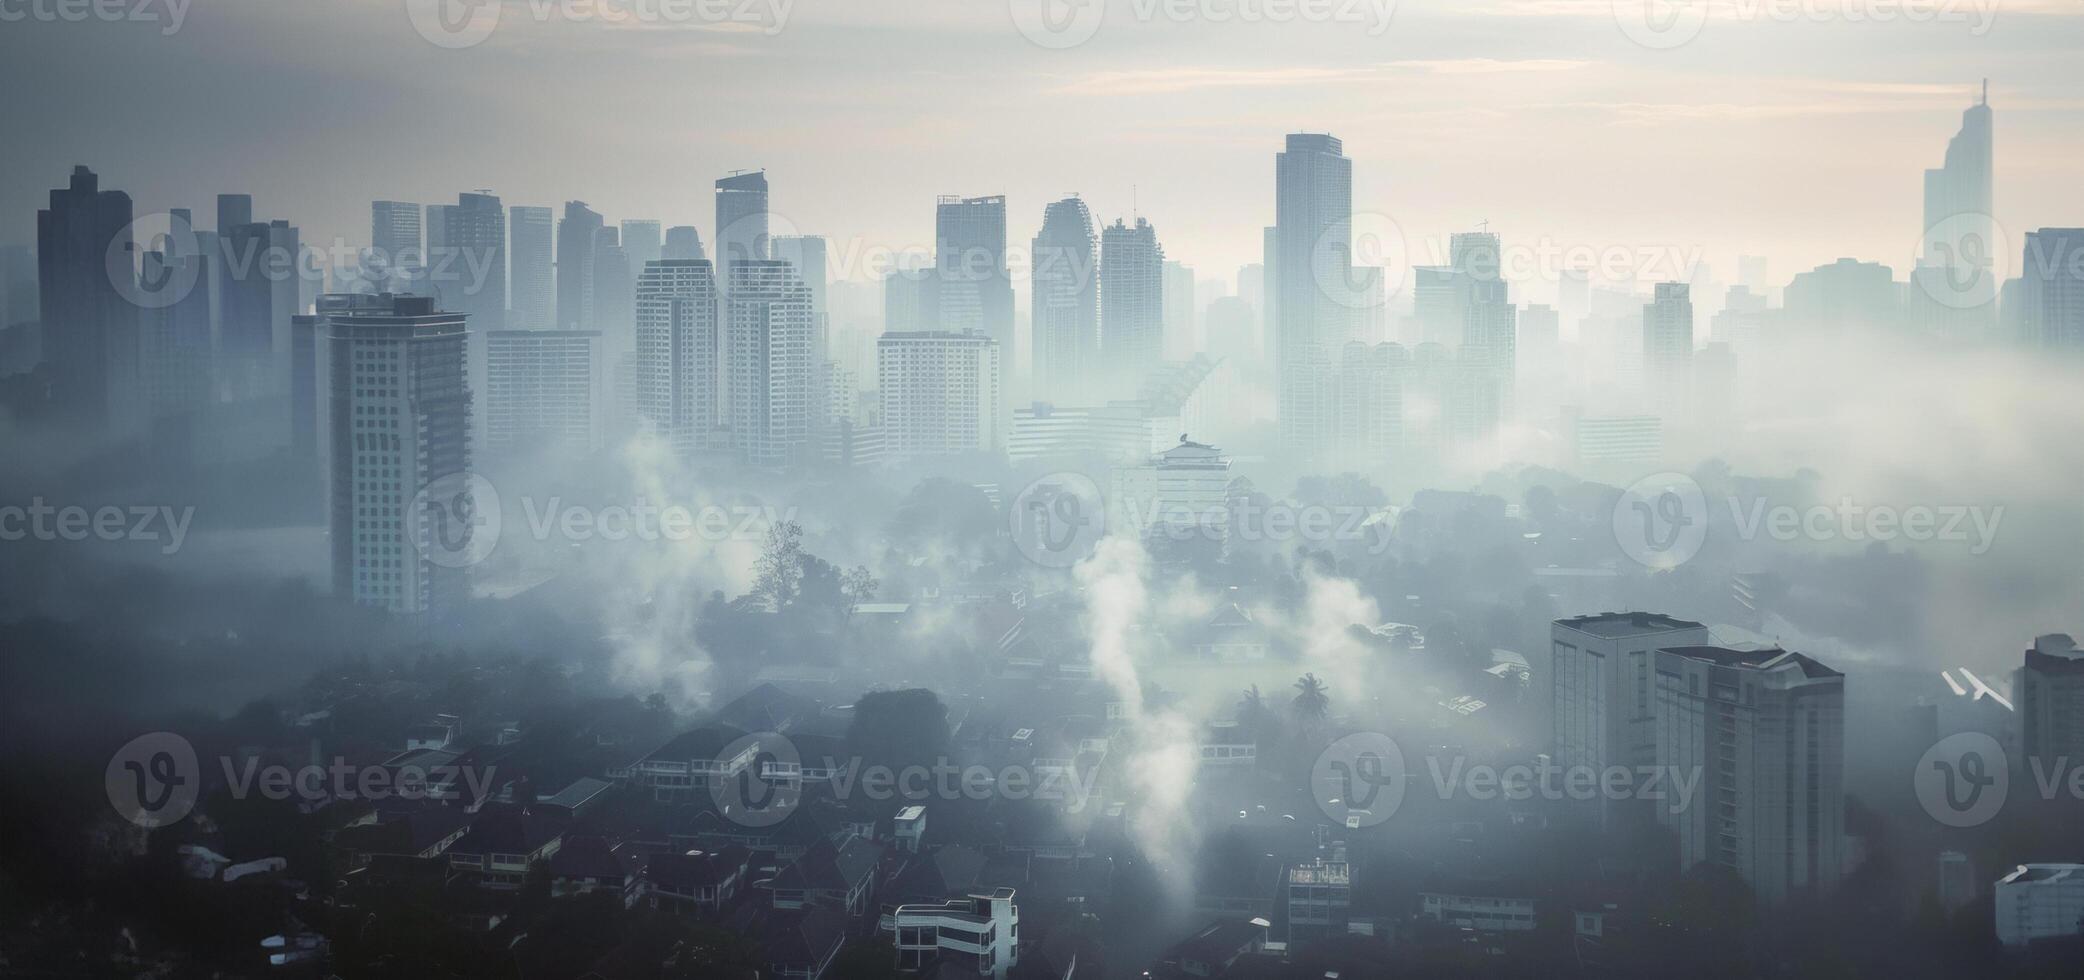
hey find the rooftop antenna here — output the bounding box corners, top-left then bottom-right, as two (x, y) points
(1477, 218), (1491, 235)
(1980, 78), (1988, 105)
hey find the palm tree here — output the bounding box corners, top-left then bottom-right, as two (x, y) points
(1237, 685), (1267, 735)
(1291, 673), (1330, 724)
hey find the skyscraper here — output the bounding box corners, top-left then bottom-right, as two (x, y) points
(634, 259), (720, 457)
(2017, 633), (2084, 772)
(1919, 83), (1995, 283)
(621, 219), (662, 276)
(592, 226), (634, 354)
(772, 235), (832, 429)
(1274, 133), (1352, 459)
(662, 225), (705, 261)
(2018, 228), (2084, 350)
(322, 293), (472, 616)
(715, 170), (770, 275)
(1642, 282), (1694, 416)
(427, 191), (506, 331)
(370, 200), (422, 294)
(1100, 216), (1164, 394)
(1651, 644), (1845, 904)
(727, 259), (814, 466)
(878, 330), (1002, 460)
(485, 328), (603, 458)
(507, 205), (554, 330)
(36, 165), (134, 432)
(1163, 259), (1195, 358)
(1551, 612), (1712, 826)
(555, 201), (603, 331)
(934, 195), (1014, 356)
(1031, 196), (1098, 404)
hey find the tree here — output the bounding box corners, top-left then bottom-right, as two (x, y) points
(1291, 673), (1330, 724)
(750, 520), (806, 610)
(840, 564), (879, 612)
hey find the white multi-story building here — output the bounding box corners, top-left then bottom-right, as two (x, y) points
(484, 329), (602, 458)
(727, 259), (815, 466)
(1568, 413), (1663, 466)
(323, 294), (472, 615)
(1996, 864), (2084, 948)
(634, 259), (720, 457)
(877, 330), (1001, 460)
(893, 888), (1019, 979)
(1650, 644), (1845, 904)
(1110, 438), (1231, 546)
(1550, 613), (1712, 819)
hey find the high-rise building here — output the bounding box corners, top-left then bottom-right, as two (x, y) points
(1642, 282), (1694, 416)
(592, 227), (634, 353)
(485, 328), (603, 458)
(1650, 644), (1845, 905)
(1917, 82), (1995, 311)
(935, 195), (1014, 360)
(715, 170), (770, 275)
(877, 329), (1002, 460)
(727, 259), (814, 466)
(1333, 341), (1406, 471)
(507, 205), (554, 330)
(634, 259), (720, 457)
(322, 293), (472, 616)
(883, 265), (936, 332)
(555, 201), (603, 330)
(1261, 226), (1278, 358)
(2018, 228), (2084, 350)
(138, 247), (212, 424)
(1, 243), (37, 330)
(1163, 259), (1196, 358)
(1032, 197), (1099, 405)
(1550, 612), (1712, 821)
(1274, 133), (1352, 459)
(1784, 258), (1898, 332)
(2017, 633), (2084, 770)
(370, 200), (422, 294)
(427, 192), (506, 331)
(772, 235), (832, 431)
(621, 220), (662, 276)
(36, 166), (135, 432)
(1100, 217), (1164, 393)
(662, 225), (705, 262)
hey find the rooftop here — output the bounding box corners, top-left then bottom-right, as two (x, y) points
(1557, 611), (1706, 639)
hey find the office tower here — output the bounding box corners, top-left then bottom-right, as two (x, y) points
(1651, 644), (1845, 905)
(555, 201), (603, 330)
(1333, 341), (1406, 471)
(883, 265), (936, 332)
(662, 225), (705, 261)
(2017, 633), (2084, 770)
(935, 195), (1014, 355)
(218, 218), (303, 403)
(322, 293), (471, 616)
(507, 206), (554, 330)
(727, 259), (814, 466)
(138, 247), (212, 424)
(1261, 226), (1278, 358)
(772, 235), (832, 430)
(1110, 437), (1232, 548)
(1550, 613), (1713, 823)
(2018, 229), (2084, 350)
(634, 259), (720, 457)
(592, 227), (634, 351)
(35, 166), (134, 432)
(1274, 133), (1353, 458)
(1642, 282), (1694, 416)
(1995, 865), (2084, 948)
(1784, 258), (1898, 332)
(1412, 266), (1459, 347)
(621, 220), (662, 275)
(877, 330), (1002, 460)
(715, 170), (770, 274)
(1100, 217), (1164, 392)
(1918, 83), (1995, 287)
(1, 243), (36, 329)
(1162, 259), (1197, 358)
(426, 191), (506, 331)
(485, 328), (603, 458)
(370, 200), (422, 293)
(1031, 196), (1098, 404)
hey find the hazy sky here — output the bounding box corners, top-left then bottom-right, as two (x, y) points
(4, 0), (2082, 302)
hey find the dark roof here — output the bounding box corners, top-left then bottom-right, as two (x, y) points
(1558, 611), (1706, 638)
(450, 805), (568, 857)
(333, 804), (472, 858)
(716, 683), (823, 733)
(1659, 645), (1843, 678)
(643, 846), (748, 893)
(548, 835), (634, 881)
(756, 907), (846, 973)
(644, 725), (749, 763)
(771, 834), (882, 892)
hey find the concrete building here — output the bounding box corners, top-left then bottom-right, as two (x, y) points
(1031, 196), (1099, 404)
(893, 888), (1019, 978)
(635, 259), (721, 457)
(1996, 864), (2084, 948)
(507, 205), (554, 330)
(1110, 437), (1231, 547)
(2018, 633), (2084, 770)
(1273, 133), (1353, 462)
(484, 328), (602, 458)
(727, 259), (815, 466)
(1100, 217), (1165, 397)
(877, 329), (1001, 460)
(1550, 613), (1712, 819)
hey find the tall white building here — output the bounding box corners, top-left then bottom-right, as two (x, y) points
(508, 206), (554, 330)
(1642, 282), (1694, 417)
(1100, 217), (1164, 396)
(1996, 864), (2084, 948)
(1031, 197), (1099, 404)
(1550, 613), (1712, 817)
(323, 294), (472, 616)
(877, 330), (1001, 460)
(727, 259), (814, 466)
(485, 329), (602, 458)
(635, 259), (721, 457)
(1650, 644), (1845, 905)
(370, 200), (422, 293)
(1273, 133), (1353, 461)
(893, 889), (1019, 979)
